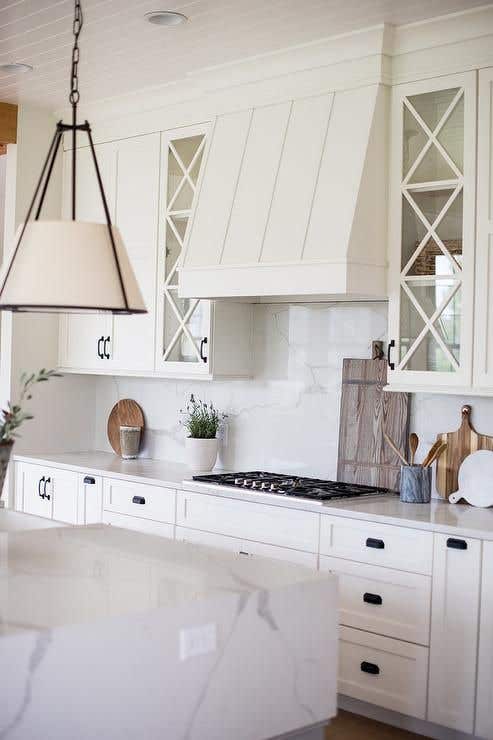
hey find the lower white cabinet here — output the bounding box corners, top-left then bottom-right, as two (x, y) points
(16, 462), (103, 525)
(476, 540), (493, 739)
(339, 626), (429, 719)
(177, 491), (319, 553)
(175, 525), (318, 567)
(320, 556), (431, 646)
(427, 533), (481, 734)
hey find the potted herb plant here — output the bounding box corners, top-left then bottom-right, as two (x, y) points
(0, 369), (60, 500)
(181, 394), (225, 472)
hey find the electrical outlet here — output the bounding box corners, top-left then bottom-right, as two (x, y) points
(179, 623), (217, 661)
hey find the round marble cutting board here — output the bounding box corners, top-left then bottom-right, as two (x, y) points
(449, 450), (493, 507)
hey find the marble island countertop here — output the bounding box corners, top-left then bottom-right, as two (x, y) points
(14, 451), (493, 541)
(0, 522), (337, 740)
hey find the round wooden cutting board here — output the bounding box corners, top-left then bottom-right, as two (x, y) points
(107, 399), (145, 457)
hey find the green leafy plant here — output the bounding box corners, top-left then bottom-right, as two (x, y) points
(0, 369), (61, 444)
(180, 394), (225, 439)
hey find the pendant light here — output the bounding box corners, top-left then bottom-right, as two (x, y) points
(0, 0), (146, 314)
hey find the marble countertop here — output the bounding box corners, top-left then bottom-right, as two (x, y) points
(14, 451), (493, 541)
(0, 524), (329, 636)
(0, 509), (62, 532)
(0, 523), (337, 740)
(14, 451), (190, 488)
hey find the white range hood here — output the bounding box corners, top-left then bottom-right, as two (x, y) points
(179, 84), (389, 302)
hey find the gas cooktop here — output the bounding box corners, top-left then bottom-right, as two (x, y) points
(191, 471), (392, 502)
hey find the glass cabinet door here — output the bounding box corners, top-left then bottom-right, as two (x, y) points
(388, 73), (476, 387)
(156, 125), (210, 373)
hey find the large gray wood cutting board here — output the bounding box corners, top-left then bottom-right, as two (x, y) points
(337, 358), (410, 492)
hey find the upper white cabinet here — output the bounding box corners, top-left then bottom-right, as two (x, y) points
(156, 125), (252, 378)
(180, 86), (389, 300)
(387, 72), (477, 390)
(59, 134), (159, 374)
(59, 126), (252, 379)
(428, 533), (481, 733)
(59, 142), (117, 371)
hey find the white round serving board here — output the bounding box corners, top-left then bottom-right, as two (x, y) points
(450, 449), (493, 507)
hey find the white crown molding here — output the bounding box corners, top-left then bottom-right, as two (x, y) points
(57, 5), (493, 142)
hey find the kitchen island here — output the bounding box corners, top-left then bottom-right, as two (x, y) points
(0, 517), (338, 740)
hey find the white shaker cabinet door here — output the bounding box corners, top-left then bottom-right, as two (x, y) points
(112, 133), (160, 372)
(58, 142), (117, 372)
(427, 533), (481, 733)
(476, 540), (493, 739)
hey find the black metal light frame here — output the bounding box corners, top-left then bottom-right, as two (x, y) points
(0, 0), (144, 315)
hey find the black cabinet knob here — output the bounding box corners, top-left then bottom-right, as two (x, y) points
(83, 476), (96, 485)
(103, 336), (111, 360)
(447, 537), (468, 550)
(366, 537), (385, 550)
(43, 477), (51, 501)
(97, 336), (104, 359)
(363, 592), (383, 606)
(132, 495), (145, 505)
(361, 661), (380, 676)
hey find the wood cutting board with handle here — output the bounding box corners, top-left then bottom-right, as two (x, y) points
(436, 405), (493, 499)
(337, 358), (410, 491)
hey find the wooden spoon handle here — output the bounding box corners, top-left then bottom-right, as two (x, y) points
(422, 440), (442, 468)
(424, 442), (447, 468)
(384, 432), (408, 466)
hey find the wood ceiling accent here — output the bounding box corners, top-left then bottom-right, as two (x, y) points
(0, 0), (491, 110)
(0, 102), (17, 144)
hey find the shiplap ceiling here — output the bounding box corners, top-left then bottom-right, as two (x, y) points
(0, 0), (491, 109)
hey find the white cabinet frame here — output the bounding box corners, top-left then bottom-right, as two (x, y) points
(387, 71), (477, 389)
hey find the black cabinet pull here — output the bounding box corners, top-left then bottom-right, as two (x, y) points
(200, 337), (208, 363)
(132, 495), (145, 505)
(97, 336), (104, 359)
(103, 336), (111, 359)
(239, 550), (250, 556)
(43, 477), (51, 501)
(38, 476), (45, 498)
(366, 538), (385, 549)
(83, 476), (96, 485)
(363, 592), (383, 606)
(361, 661), (380, 676)
(387, 339), (395, 370)
(447, 537), (467, 550)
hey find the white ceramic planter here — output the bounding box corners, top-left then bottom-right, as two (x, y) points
(185, 437), (218, 473)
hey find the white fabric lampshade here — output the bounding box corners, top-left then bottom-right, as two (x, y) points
(0, 220), (146, 313)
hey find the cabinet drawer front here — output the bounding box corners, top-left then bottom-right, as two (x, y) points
(339, 626), (428, 719)
(103, 479), (176, 523)
(175, 526), (242, 553)
(320, 516), (432, 574)
(320, 556), (431, 644)
(238, 539), (318, 568)
(177, 491), (319, 552)
(103, 511), (174, 539)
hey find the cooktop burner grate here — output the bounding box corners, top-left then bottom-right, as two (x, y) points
(192, 471), (392, 501)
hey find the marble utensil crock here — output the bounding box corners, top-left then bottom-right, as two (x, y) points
(0, 441), (13, 500)
(400, 464), (432, 504)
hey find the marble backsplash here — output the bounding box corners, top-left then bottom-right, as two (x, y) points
(92, 302), (493, 485)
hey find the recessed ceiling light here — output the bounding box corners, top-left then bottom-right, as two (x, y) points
(145, 11), (188, 26)
(0, 63), (33, 74)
